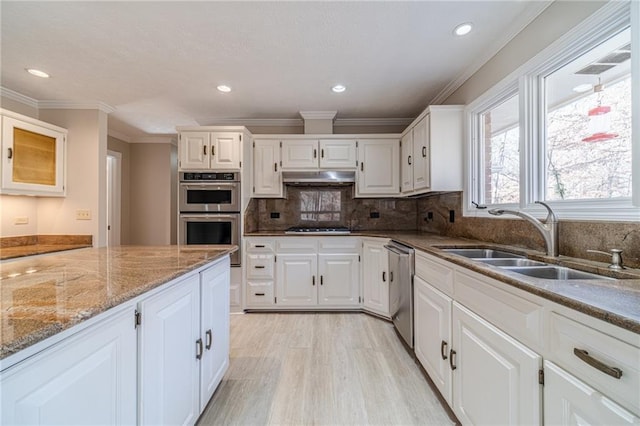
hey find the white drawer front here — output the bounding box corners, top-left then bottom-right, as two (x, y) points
(246, 254), (275, 279)
(548, 312), (640, 415)
(246, 281), (275, 306)
(276, 238), (317, 253)
(454, 270), (543, 351)
(246, 240), (275, 253)
(415, 251), (453, 296)
(318, 237), (359, 253)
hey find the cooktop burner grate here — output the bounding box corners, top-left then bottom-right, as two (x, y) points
(284, 226), (351, 234)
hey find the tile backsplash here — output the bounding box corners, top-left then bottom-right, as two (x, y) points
(245, 188), (640, 268)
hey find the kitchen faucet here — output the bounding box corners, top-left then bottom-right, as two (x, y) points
(488, 201), (559, 257)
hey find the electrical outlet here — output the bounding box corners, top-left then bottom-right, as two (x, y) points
(270, 212), (280, 219)
(370, 212), (380, 218)
(14, 216), (29, 225)
(449, 210), (455, 223)
(76, 209), (92, 220)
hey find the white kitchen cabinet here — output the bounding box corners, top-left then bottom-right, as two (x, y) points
(179, 131), (241, 170)
(356, 138), (400, 197)
(452, 302), (542, 426)
(281, 139), (319, 169)
(276, 253), (318, 306)
(399, 106), (463, 195)
(414, 275), (453, 404)
(139, 274), (201, 426)
(318, 253), (360, 306)
(199, 259), (230, 412)
(252, 139), (283, 197)
(319, 139), (357, 169)
(361, 238), (390, 317)
(1, 306), (137, 426)
(1, 110), (67, 196)
(281, 139), (357, 170)
(544, 361), (639, 425)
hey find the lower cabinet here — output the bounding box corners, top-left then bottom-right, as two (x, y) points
(361, 238), (390, 317)
(1, 306), (138, 426)
(139, 256), (230, 425)
(544, 360), (639, 425)
(318, 253), (360, 306)
(277, 253), (318, 306)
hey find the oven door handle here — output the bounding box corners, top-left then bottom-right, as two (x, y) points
(181, 183), (238, 189)
(180, 214), (238, 220)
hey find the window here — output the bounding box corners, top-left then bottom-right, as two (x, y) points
(466, 2), (638, 220)
(300, 190), (341, 221)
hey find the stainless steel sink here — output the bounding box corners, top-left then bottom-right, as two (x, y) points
(503, 266), (612, 280)
(477, 258), (547, 267)
(442, 249), (524, 259)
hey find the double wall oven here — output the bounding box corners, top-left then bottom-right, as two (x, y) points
(178, 172), (241, 265)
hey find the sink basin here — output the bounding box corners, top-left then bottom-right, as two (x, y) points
(477, 258), (547, 267)
(442, 249), (524, 259)
(504, 266), (612, 280)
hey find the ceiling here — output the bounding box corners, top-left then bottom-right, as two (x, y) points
(1, 1), (550, 140)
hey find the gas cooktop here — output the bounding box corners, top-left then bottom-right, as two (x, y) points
(284, 226), (351, 235)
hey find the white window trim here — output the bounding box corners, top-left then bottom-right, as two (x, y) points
(464, 1), (639, 222)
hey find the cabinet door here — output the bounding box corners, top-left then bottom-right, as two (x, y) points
(1, 307), (137, 425)
(179, 132), (211, 170)
(356, 139), (400, 196)
(318, 253), (360, 306)
(276, 254), (317, 306)
(400, 131), (413, 193)
(319, 139), (357, 169)
(452, 302), (542, 426)
(139, 275), (200, 426)
(412, 116), (430, 191)
(544, 361), (639, 425)
(362, 239), (389, 316)
(1, 115), (66, 195)
(200, 258), (231, 411)
(210, 132), (241, 170)
(253, 139), (282, 197)
(414, 276), (453, 405)
(281, 139), (318, 169)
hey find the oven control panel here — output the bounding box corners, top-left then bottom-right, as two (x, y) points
(180, 172), (239, 182)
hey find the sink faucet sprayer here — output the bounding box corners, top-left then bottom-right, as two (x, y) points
(488, 201), (559, 257)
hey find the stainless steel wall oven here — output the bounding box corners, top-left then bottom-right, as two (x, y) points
(178, 172), (241, 265)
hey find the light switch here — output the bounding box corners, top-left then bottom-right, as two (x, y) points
(76, 209), (91, 220)
(14, 216), (29, 225)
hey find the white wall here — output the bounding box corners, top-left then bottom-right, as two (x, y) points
(0, 196), (38, 236)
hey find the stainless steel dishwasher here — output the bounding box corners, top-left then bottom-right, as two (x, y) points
(385, 240), (415, 348)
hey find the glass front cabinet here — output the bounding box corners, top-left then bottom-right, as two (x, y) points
(1, 110), (66, 196)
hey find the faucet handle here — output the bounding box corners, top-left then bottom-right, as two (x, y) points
(587, 249), (624, 270)
(534, 201), (558, 223)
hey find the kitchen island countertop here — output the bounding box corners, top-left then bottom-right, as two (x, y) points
(0, 245), (237, 361)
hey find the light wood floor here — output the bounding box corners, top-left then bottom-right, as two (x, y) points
(197, 312), (455, 426)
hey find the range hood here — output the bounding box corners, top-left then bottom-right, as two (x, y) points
(282, 170), (355, 185)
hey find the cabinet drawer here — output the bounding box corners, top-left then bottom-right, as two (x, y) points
(246, 240), (275, 253)
(454, 270), (543, 351)
(415, 251), (453, 296)
(246, 254), (275, 279)
(318, 237), (359, 253)
(276, 238), (317, 253)
(246, 281), (275, 306)
(548, 312), (640, 415)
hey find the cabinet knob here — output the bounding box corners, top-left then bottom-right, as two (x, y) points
(274, 163), (278, 172)
(360, 162), (364, 172)
(382, 271), (386, 282)
(321, 149), (324, 158)
(203, 145), (207, 156)
(440, 340), (448, 360)
(422, 146), (427, 158)
(312, 276), (316, 286)
(205, 330), (213, 350)
(320, 275), (324, 285)
(449, 349), (457, 370)
(313, 149), (317, 158)
(408, 155), (412, 165)
(196, 338), (203, 360)
(7, 147), (13, 160)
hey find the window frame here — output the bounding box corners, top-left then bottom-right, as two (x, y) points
(464, 1), (639, 221)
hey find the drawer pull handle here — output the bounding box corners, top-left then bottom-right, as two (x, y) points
(382, 271), (386, 282)
(449, 349), (457, 370)
(422, 146), (427, 158)
(255, 245), (265, 248)
(312, 276), (315, 286)
(7, 147), (13, 159)
(205, 329), (213, 350)
(196, 338), (203, 360)
(255, 292), (265, 296)
(441, 340), (448, 360)
(255, 265), (265, 269)
(314, 148), (317, 158)
(574, 348), (623, 379)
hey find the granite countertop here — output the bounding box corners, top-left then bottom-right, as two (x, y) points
(0, 235), (93, 260)
(245, 230), (640, 334)
(0, 245), (237, 360)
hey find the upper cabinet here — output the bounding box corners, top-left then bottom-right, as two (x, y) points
(281, 139), (356, 170)
(178, 131), (241, 171)
(356, 138), (400, 197)
(1, 109), (67, 196)
(252, 139), (283, 198)
(400, 106), (463, 196)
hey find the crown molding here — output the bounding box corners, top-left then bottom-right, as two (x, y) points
(202, 118), (303, 127)
(334, 117), (413, 127)
(429, 0), (553, 105)
(299, 110), (338, 120)
(129, 135), (176, 144)
(38, 100), (116, 113)
(107, 129), (133, 143)
(0, 87), (39, 108)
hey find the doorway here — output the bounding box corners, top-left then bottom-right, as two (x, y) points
(107, 150), (122, 246)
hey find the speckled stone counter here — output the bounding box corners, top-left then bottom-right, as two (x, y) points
(245, 230), (640, 334)
(0, 245), (236, 360)
(0, 235), (93, 260)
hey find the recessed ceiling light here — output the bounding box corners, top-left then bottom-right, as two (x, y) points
(217, 85), (232, 93)
(332, 85), (346, 93)
(572, 83), (593, 93)
(26, 68), (50, 78)
(453, 23), (473, 36)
